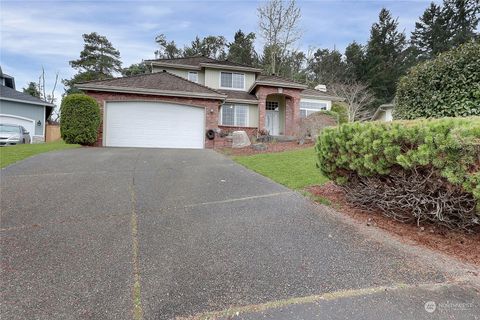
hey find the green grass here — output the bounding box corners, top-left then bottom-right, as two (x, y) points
(0, 140), (80, 168)
(233, 147), (328, 189)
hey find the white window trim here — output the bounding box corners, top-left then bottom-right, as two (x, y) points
(219, 71), (246, 91)
(219, 104), (250, 127)
(188, 71), (198, 83)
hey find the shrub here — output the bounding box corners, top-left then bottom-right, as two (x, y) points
(316, 117), (480, 231)
(60, 94), (100, 145)
(298, 111), (338, 143)
(395, 41), (480, 119)
(331, 103), (348, 124)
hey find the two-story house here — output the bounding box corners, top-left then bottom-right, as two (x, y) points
(77, 56), (341, 149)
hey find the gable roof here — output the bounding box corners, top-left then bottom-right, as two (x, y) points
(249, 74), (308, 92)
(75, 71), (227, 100)
(301, 88), (344, 101)
(145, 56), (262, 72)
(0, 85), (54, 107)
(218, 89), (258, 103)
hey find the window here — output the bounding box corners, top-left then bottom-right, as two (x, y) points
(220, 72), (244, 89)
(300, 101), (328, 118)
(266, 101), (279, 110)
(220, 104), (249, 126)
(188, 71), (198, 83)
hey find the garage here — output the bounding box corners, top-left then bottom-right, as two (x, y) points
(0, 115), (35, 140)
(105, 101), (205, 149)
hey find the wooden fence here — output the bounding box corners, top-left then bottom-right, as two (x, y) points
(45, 124), (61, 142)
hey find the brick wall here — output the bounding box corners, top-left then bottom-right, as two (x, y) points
(254, 86), (302, 136)
(85, 91), (223, 148)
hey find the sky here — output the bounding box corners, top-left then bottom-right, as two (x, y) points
(0, 0), (439, 104)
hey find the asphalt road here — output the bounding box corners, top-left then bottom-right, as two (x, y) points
(1, 148), (479, 320)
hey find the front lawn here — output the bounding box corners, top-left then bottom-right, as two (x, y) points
(233, 147), (328, 189)
(0, 140), (80, 168)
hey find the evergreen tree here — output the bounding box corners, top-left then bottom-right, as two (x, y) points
(23, 82), (41, 98)
(345, 41), (366, 82)
(365, 8), (407, 105)
(183, 36), (227, 59)
(411, 2), (450, 59)
(227, 30), (258, 66)
(155, 34), (182, 59)
(63, 32), (122, 94)
(442, 0), (479, 47)
(308, 48), (346, 85)
(121, 62), (151, 77)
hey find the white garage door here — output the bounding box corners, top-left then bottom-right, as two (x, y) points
(105, 101), (205, 149)
(0, 114), (35, 142)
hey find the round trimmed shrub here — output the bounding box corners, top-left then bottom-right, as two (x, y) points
(395, 41), (480, 119)
(60, 94), (100, 145)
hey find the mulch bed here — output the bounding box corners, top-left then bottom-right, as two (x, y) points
(307, 182), (480, 266)
(217, 140), (315, 156)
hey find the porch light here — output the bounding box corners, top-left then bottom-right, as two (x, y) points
(36, 120), (42, 126)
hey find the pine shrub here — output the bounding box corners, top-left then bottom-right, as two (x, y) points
(316, 117), (480, 231)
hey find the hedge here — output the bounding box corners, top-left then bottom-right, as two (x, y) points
(395, 41), (480, 119)
(60, 94), (101, 145)
(316, 117), (480, 231)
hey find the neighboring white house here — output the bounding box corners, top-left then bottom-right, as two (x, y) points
(372, 103), (395, 122)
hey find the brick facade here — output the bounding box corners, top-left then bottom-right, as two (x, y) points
(85, 91), (222, 148)
(254, 86), (302, 137)
(85, 85), (302, 149)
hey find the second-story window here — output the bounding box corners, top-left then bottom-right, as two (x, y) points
(188, 71), (198, 83)
(220, 72), (244, 90)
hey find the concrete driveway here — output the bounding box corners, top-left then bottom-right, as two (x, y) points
(1, 148), (479, 320)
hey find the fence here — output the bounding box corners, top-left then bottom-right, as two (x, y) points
(45, 124), (61, 142)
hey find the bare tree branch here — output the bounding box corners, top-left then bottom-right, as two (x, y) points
(330, 81), (375, 122)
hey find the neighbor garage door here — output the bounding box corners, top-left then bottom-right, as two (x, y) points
(105, 101), (205, 148)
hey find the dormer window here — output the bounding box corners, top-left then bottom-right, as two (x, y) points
(220, 72), (244, 90)
(188, 71), (198, 83)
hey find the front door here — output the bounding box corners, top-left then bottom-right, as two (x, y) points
(265, 101), (280, 135)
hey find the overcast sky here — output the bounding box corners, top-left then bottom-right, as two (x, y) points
(1, 0), (438, 102)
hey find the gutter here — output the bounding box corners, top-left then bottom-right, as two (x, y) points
(0, 96), (55, 107)
(76, 84), (227, 100)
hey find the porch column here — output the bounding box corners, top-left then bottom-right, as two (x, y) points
(285, 96), (300, 136)
(257, 91), (267, 132)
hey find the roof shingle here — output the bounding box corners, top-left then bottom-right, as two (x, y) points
(0, 85), (54, 106)
(146, 56), (260, 70)
(76, 71), (226, 98)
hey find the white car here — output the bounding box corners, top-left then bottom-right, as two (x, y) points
(0, 123), (31, 146)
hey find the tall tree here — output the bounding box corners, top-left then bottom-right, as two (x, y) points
(227, 30), (258, 66)
(345, 41), (366, 82)
(155, 34), (182, 59)
(183, 35), (228, 59)
(257, 0), (302, 75)
(308, 48), (346, 85)
(365, 8), (407, 105)
(23, 82), (41, 98)
(121, 62), (151, 77)
(442, 0), (480, 47)
(410, 2), (449, 60)
(63, 32), (122, 94)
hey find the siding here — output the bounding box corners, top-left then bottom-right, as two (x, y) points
(219, 103), (258, 127)
(0, 100), (45, 136)
(205, 69), (255, 90)
(152, 67), (205, 85)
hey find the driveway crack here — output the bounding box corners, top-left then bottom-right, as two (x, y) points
(129, 150), (143, 320)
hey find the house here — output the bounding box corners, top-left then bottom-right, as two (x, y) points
(371, 103), (395, 122)
(0, 67), (55, 143)
(76, 56), (341, 149)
